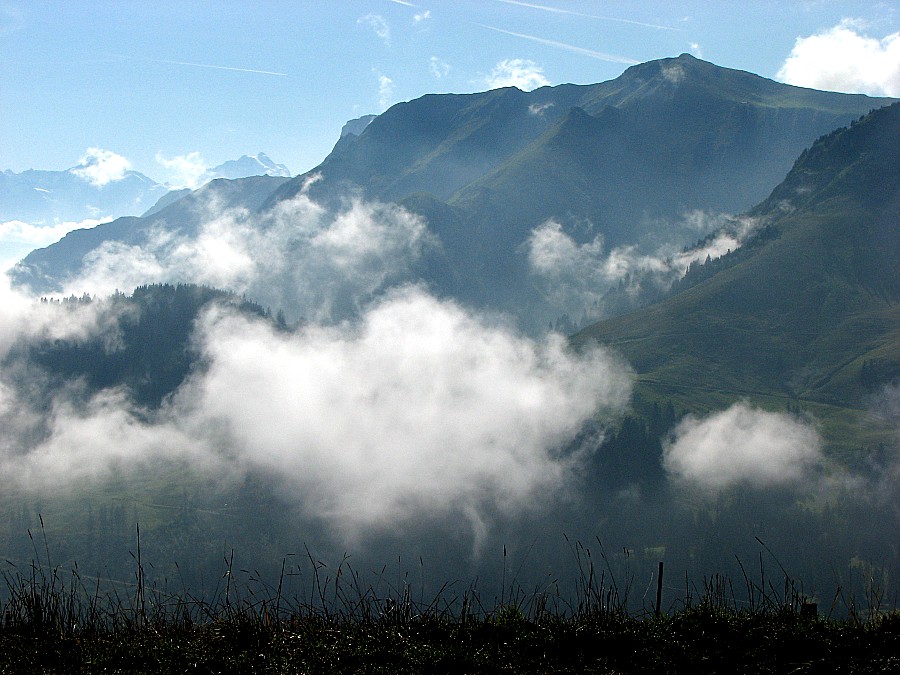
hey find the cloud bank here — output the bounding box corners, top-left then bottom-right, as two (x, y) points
(662, 402), (823, 490)
(0, 186), (637, 545)
(183, 288), (631, 539)
(777, 20), (900, 97)
(0, 280), (632, 545)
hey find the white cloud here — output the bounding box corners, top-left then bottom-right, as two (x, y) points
(485, 58), (550, 91)
(0, 273), (124, 363)
(662, 402), (823, 490)
(689, 42), (703, 58)
(0, 188), (636, 547)
(155, 151), (209, 189)
(179, 288), (631, 540)
(0, 279), (632, 546)
(414, 10), (431, 23)
(378, 74), (395, 110)
(777, 20), (900, 96)
(0, 388), (222, 492)
(70, 148), (132, 187)
(429, 56), (450, 79)
(358, 13), (391, 46)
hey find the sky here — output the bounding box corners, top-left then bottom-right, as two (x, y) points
(1, 0), (898, 184)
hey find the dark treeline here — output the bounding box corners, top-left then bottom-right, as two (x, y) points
(5, 283), (279, 407)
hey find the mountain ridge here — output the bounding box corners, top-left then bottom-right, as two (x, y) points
(10, 55), (896, 330)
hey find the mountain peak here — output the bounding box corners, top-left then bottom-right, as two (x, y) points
(340, 115), (377, 138)
(208, 153), (291, 180)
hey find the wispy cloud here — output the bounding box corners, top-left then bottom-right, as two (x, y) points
(378, 74), (395, 110)
(386, 0), (417, 6)
(148, 58), (288, 77)
(497, 1), (679, 31)
(477, 24), (638, 65)
(414, 10), (432, 23)
(429, 56), (450, 78)
(526, 212), (755, 322)
(358, 13), (391, 46)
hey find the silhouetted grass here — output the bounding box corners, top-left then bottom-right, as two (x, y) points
(0, 530), (897, 673)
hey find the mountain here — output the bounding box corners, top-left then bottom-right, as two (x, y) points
(575, 103), (900, 434)
(272, 54), (889, 212)
(340, 115), (377, 138)
(10, 56), (895, 328)
(13, 175), (290, 291)
(206, 152), (291, 180)
(0, 167), (168, 224)
(265, 54), (895, 324)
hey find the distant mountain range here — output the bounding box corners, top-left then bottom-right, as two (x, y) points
(205, 152), (290, 181)
(0, 152), (291, 225)
(0, 167), (168, 225)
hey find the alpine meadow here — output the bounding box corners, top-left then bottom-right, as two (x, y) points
(1, 2), (898, 671)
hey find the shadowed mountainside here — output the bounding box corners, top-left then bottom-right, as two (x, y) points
(575, 103), (900, 419)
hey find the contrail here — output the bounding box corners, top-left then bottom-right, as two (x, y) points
(149, 58), (288, 77)
(477, 24), (639, 65)
(386, 0), (417, 6)
(497, 0), (681, 31)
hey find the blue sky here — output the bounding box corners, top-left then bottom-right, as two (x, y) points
(2, 1), (898, 183)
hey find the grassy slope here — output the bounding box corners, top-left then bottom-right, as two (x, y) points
(576, 104), (900, 454)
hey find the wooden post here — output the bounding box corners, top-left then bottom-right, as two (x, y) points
(655, 561), (664, 616)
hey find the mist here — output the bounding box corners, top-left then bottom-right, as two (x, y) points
(0, 269), (634, 553)
(53, 185), (434, 324)
(526, 211), (760, 324)
(0, 189), (896, 610)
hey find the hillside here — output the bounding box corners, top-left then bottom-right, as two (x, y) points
(575, 104), (900, 438)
